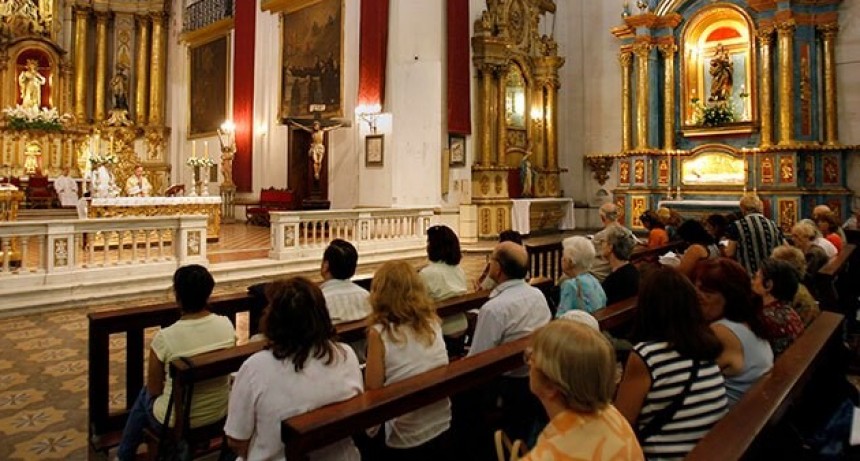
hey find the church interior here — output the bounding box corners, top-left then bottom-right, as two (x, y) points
(1, 0), (860, 459)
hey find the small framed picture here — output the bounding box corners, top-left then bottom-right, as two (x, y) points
(449, 134), (465, 167)
(365, 134), (384, 167)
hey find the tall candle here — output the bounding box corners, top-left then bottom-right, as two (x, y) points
(204, 141), (209, 159)
(192, 140), (197, 159)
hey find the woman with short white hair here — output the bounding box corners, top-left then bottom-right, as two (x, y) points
(557, 236), (607, 317)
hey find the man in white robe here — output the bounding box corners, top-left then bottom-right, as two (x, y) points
(54, 167), (79, 207)
(125, 165), (153, 197)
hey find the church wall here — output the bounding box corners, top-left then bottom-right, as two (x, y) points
(837, 1), (860, 208)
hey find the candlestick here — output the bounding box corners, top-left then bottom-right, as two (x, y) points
(192, 140), (197, 159)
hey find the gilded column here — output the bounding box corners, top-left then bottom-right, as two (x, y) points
(72, 8), (89, 122)
(658, 43), (676, 151)
(496, 69), (507, 167)
(758, 27), (775, 147)
(820, 23), (839, 145)
(135, 14), (150, 125)
(546, 82), (559, 170)
(94, 12), (109, 122)
(776, 20), (795, 146)
(619, 50), (633, 152)
(633, 42), (652, 150)
(148, 12), (167, 126)
(480, 67), (493, 167)
(531, 85), (546, 168)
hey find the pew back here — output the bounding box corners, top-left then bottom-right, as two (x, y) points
(814, 244), (856, 312)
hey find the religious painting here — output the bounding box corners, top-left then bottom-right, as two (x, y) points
(760, 156), (774, 185)
(633, 159), (645, 184)
(619, 160), (630, 184)
(777, 199), (798, 233)
(779, 156), (794, 184)
(615, 195), (626, 225)
(280, 0), (343, 119)
(449, 135), (466, 167)
(681, 152), (745, 185)
(822, 155), (839, 185)
(658, 159), (669, 185)
(631, 196), (647, 229)
(804, 156), (816, 186)
(365, 134), (383, 167)
(188, 35), (229, 137)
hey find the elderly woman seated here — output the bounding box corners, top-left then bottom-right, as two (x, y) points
(557, 236), (607, 317)
(752, 258), (805, 357)
(790, 220), (832, 287)
(771, 245), (820, 327)
(599, 226), (639, 306)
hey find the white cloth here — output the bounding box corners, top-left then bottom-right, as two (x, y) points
(76, 197), (89, 219)
(372, 322), (451, 448)
(468, 279), (551, 377)
(419, 262), (469, 335)
(814, 237), (838, 259)
(319, 279), (371, 323)
(90, 165), (119, 198)
(150, 314), (236, 427)
(125, 174), (153, 197)
(224, 345), (363, 461)
(510, 198), (576, 234)
(53, 174), (78, 207)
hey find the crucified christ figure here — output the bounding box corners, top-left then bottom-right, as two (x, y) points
(288, 119), (343, 180)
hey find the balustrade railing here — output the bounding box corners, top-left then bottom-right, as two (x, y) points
(184, 0), (234, 32)
(269, 208), (435, 261)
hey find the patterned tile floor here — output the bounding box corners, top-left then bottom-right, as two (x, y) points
(0, 230), (495, 461)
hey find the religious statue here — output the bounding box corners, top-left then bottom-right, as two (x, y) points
(110, 65), (129, 110)
(708, 44), (733, 102)
(23, 141), (41, 175)
(288, 119), (343, 181)
(18, 59), (46, 109)
(520, 152), (534, 197)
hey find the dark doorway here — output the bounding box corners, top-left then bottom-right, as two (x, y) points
(288, 127), (330, 210)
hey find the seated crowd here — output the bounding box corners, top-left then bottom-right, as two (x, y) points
(116, 196), (853, 460)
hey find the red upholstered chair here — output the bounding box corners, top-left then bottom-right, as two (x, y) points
(246, 187), (295, 226)
(27, 175), (54, 208)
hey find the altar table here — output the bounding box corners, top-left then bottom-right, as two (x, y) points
(88, 196), (222, 241)
(511, 198), (576, 235)
(657, 199), (740, 220)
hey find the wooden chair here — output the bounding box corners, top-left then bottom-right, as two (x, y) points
(246, 187), (295, 226)
(27, 175), (54, 208)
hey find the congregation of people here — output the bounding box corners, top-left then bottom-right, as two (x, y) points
(114, 195), (858, 461)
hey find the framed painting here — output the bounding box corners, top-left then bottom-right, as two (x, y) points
(449, 134), (465, 167)
(280, 0), (344, 120)
(188, 35), (230, 138)
(366, 134), (384, 167)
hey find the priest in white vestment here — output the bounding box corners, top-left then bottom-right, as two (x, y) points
(125, 165), (153, 197)
(54, 167), (79, 207)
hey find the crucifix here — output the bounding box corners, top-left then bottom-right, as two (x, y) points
(285, 104), (347, 209)
(287, 105), (345, 181)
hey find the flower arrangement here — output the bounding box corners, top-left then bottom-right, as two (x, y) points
(690, 98), (735, 127)
(89, 153), (119, 166)
(3, 105), (70, 131)
(186, 156), (217, 167)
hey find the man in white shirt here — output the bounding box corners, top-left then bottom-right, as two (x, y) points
(125, 165), (153, 197)
(319, 239), (372, 323)
(54, 166), (79, 207)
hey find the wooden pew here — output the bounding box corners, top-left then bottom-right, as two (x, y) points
(814, 244), (856, 312)
(687, 311), (846, 461)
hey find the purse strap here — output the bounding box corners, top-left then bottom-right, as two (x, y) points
(637, 359), (701, 442)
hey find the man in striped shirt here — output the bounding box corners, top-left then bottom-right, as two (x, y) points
(725, 195), (785, 275)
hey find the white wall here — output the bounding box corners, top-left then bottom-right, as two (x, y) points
(837, 1), (860, 205)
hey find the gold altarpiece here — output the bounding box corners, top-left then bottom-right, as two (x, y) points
(0, 1), (171, 197)
(585, 1), (856, 231)
(471, 0), (565, 238)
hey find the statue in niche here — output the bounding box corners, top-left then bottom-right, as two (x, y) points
(708, 44), (733, 102)
(110, 65), (129, 110)
(18, 59), (46, 109)
(520, 152), (535, 197)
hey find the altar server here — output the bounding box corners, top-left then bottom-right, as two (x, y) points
(54, 167), (79, 207)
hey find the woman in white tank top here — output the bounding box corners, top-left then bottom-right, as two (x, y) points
(366, 261), (452, 458)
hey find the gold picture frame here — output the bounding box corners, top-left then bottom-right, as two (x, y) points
(449, 134), (466, 167)
(188, 34), (230, 138)
(279, 0), (344, 120)
(366, 134), (384, 167)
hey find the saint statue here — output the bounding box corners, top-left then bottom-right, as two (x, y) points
(18, 59), (46, 109)
(708, 44), (733, 102)
(288, 119), (343, 181)
(520, 152), (534, 198)
(110, 66), (129, 110)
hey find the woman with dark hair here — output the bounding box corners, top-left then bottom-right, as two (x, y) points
(752, 259), (805, 356)
(224, 277), (363, 460)
(117, 265), (236, 461)
(676, 220), (720, 276)
(816, 212), (844, 253)
(691, 259), (773, 406)
(419, 225), (468, 352)
(703, 213), (730, 245)
(639, 210), (669, 249)
(615, 267), (727, 459)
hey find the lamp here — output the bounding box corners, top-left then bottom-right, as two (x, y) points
(217, 120), (236, 152)
(355, 104), (381, 134)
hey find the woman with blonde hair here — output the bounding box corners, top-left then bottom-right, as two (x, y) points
(366, 261), (451, 459)
(520, 320), (643, 460)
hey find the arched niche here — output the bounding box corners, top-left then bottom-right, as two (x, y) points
(2, 38), (66, 112)
(680, 4), (757, 132)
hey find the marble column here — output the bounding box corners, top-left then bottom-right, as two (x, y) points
(757, 26), (775, 147)
(94, 12), (110, 122)
(776, 20), (795, 146)
(820, 23), (839, 145)
(134, 14), (150, 125)
(619, 50), (633, 152)
(73, 8), (89, 122)
(633, 42), (652, 150)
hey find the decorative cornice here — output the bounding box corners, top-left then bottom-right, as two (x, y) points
(584, 156), (615, 186)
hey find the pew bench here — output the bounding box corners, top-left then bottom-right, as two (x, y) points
(687, 311), (846, 460)
(814, 243), (856, 312)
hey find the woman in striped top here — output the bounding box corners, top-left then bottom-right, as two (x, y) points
(615, 267), (728, 460)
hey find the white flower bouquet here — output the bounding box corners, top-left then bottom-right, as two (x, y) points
(3, 105), (70, 131)
(90, 153), (119, 166)
(186, 157), (217, 167)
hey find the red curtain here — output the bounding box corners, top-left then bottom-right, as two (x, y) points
(232, 0), (256, 192)
(447, 0), (471, 134)
(357, 0), (389, 110)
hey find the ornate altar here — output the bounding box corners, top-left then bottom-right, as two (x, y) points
(586, 1), (855, 231)
(88, 197), (222, 241)
(471, 0), (565, 238)
(0, 1), (171, 196)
